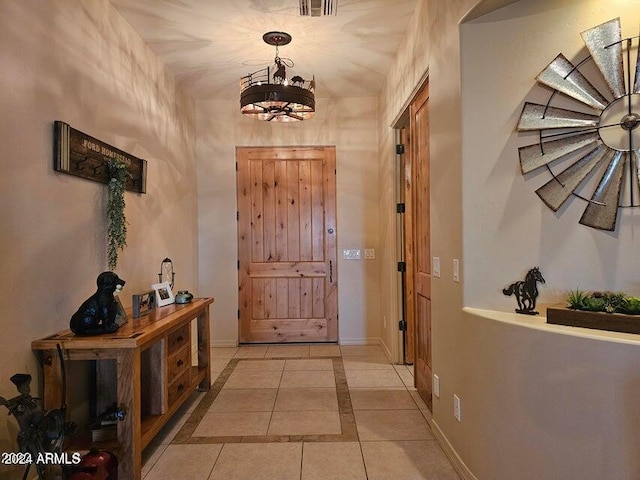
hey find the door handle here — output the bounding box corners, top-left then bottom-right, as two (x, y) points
(329, 260), (333, 283)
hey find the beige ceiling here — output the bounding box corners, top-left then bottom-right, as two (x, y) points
(109, 0), (418, 99)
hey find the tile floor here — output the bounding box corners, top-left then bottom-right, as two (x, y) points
(142, 344), (460, 480)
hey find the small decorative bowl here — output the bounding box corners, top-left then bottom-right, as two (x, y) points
(175, 290), (193, 304)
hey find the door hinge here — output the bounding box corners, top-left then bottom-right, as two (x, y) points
(397, 261), (406, 272)
(396, 144), (405, 155)
(237, 309), (240, 319)
(235, 162), (238, 171)
(398, 319), (407, 331)
(396, 203), (405, 214)
(236, 211), (239, 221)
(237, 260), (240, 269)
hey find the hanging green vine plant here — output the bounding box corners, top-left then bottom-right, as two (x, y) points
(107, 158), (131, 270)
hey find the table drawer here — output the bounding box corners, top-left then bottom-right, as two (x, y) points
(168, 324), (189, 354)
(168, 369), (190, 406)
(168, 345), (190, 383)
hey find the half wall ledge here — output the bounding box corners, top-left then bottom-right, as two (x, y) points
(463, 307), (640, 346)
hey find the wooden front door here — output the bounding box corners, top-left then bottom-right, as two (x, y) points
(408, 83), (432, 410)
(236, 146), (338, 343)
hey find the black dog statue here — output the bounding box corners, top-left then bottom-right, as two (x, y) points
(70, 272), (126, 335)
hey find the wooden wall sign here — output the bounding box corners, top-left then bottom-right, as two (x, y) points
(54, 121), (147, 193)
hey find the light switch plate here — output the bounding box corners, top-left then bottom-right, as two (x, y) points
(433, 257), (441, 278)
(343, 249), (361, 260)
(364, 249), (375, 259)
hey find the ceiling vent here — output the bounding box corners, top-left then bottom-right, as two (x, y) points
(299, 0), (337, 16)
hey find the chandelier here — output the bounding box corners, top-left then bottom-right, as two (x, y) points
(240, 32), (315, 122)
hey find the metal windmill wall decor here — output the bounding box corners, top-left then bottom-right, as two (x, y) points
(517, 18), (640, 231)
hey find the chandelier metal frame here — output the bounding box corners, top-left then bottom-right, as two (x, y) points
(240, 32), (316, 122)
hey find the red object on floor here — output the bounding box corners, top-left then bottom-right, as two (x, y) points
(69, 448), (118, 480)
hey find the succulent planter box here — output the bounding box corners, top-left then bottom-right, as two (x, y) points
(547, 307), (640, 335)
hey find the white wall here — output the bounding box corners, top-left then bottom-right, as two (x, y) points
(379, 0), (640, 479)
(377, 0), (430, 361)
(462, 0), (640, 310)
(0, 0), (197, 471)
(196, 97), (380, 346)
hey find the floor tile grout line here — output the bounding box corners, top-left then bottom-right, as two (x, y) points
(265, 367), (285, 436)
(206, 441), (225, 479)
(176, 355), (360, 445)
(171, 358), (240, 443)
(357, 439), (370, 480)
(141, 443), (167, 480)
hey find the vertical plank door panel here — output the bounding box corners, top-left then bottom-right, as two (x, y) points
(299, 160), (313, 262)
(262, 160), (276, 262)
(275, 160), (288, 261)
(237, 147), (337, 342)
(287, 161), (300, 261)
(250, 160), (264, 263)
(311, 160), (324, 261)
(237, 154), (253, 342)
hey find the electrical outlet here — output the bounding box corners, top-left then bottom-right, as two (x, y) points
(433, 374), (440, 398)
(433, 257), (441, 278)
(453, 394), (462, 422)
(453, 258), (460, 282)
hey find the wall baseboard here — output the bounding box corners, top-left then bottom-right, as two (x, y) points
(430, 419), (478, 480)
(211, 340), (238, 348)
(379, 340), (393, 362)
(338, 337), (381, 346)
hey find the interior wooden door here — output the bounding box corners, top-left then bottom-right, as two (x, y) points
(399, 126), (415, 365)
(410, 83), (432, 411)
(236, 146), (337, 343)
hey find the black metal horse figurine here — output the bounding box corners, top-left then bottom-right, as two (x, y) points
(503, 267), (545, 315)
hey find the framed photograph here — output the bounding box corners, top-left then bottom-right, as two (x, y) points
(151, 282), (175, 307)
(132, 290), (156, 318)
(114, 295), (128, 327)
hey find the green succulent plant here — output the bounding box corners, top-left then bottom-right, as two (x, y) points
(599, 292), (627, 313)
(566, 289), (588, 310)
(564, 289), (640, 315)
(620, 296), (640, 315)
(580, 296), (606, 312)
(107, 158), (130, 270)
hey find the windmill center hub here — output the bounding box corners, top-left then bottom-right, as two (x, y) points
(599, 94), (640, 151)
(621, 113), (640, 131)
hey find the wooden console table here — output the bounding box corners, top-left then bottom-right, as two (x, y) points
(32, 297), (214, 480)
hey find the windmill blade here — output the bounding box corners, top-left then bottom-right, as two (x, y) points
(536, 54), (608, 110)
(536, 144), (610, 211)
(517, 102), (599, 131)
(635, 38), (640, 93)
(635, 150), (640, 189)
(581, 18), (625, 99)
(579, 150), (626, 230)
(519, 131), (600, 174)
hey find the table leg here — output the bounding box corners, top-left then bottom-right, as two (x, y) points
(41, 349), (64, 411)
(117, 348), (142, 480)
(197, 306), (211, 391)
